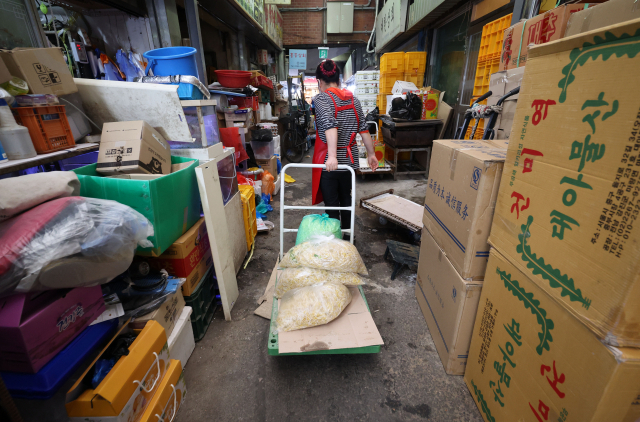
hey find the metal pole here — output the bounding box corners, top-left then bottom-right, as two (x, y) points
(184, 0), (207, 85)
(511, 0), (527, 25)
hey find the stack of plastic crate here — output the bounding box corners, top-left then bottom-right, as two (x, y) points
(403, 52), (427, 88)
(466, 14), (513, 139)
(354, 70), (379, 116)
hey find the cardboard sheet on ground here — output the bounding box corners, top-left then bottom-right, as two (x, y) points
(254, 259), (280, 319)
(361, 192), (423, 232)
(277, 286), (384, 353)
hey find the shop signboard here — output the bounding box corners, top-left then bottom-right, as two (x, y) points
(265, 4), (284, 49)
(235, 0), (264, 29)
(375, 0), (409, 53)
(289, 49), (307, 70)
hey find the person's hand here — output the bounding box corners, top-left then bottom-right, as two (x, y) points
(326, 156), (338, 172)
(368, 155), (379, 172)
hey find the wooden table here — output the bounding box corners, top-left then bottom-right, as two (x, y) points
(0, 143), (99, 176)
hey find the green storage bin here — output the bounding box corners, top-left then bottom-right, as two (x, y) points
(268, 286), (381, 356)
(73, 156), (201, 256)
(184, 265), (217, 342)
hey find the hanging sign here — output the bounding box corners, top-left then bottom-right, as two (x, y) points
(318, 47), (329, 59)
(289, 49), (307, 70)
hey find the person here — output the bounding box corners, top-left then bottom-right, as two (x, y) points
(311, 59), (378, 240)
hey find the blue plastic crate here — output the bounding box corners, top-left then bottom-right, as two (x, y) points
(0, 319), (119, 400)
(176, 83), (204, 100)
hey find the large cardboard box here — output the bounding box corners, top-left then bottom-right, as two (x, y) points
(489, 18), (640, 347)
(139, 359), (187, 422)
(0, 48), (77, 95)
(0, 286), (105, 373)
(415, 230), (482, 375)
(483, 66), (525, 147)
(98, 121), (171, 175)
(565, 0), (640, 37)
(423, 140), (506, 279)
(141, 218), (213, 296)
(0, 58), (10, 85)
(129, 291), (185, 337)
(66, 321), (170, 422)
(464, 250), (640, 422)
(74, 156), (201, 257)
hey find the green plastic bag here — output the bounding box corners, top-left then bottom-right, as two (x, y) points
(295, 213), (342, 245)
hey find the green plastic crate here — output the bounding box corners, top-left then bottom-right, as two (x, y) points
(73, 156), (201, 256)
(268, 285), (382, 356)
(184, 265), (218, 342)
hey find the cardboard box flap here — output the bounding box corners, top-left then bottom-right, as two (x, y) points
(101, 121), (146, 143)
(463, 147), (507, 162)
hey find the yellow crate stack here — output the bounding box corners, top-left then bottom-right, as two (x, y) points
(465, 14), (512, 140)
(238, 185), (257, 251)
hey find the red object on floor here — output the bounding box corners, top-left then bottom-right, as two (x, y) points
(220, 127), (249, 163)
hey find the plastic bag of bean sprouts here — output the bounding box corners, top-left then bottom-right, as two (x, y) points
(274, 267), (365, 298)
(280, 234), (368, 275)
(276, 281), (352, 332)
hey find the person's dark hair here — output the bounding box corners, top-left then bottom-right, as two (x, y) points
(315, 60), (340, 85)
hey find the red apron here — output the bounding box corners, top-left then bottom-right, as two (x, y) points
(311, 88), (361, 205)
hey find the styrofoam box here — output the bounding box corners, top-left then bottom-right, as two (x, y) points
(355, 71), (380, 82)
(356, 84), (379, 95)
(356, 95), (377, 109)
(168, 306), (195, 368)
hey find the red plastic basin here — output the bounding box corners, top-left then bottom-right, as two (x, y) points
(215, 70), (252, 88)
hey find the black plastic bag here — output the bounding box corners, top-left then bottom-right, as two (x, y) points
(365, 107), (379, 134)
(389, 92), (423, 121)
(251, 128), (273, 142)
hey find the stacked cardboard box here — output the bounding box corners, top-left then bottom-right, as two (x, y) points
(355, 70), (379, 116)
(465, 18), (640, 421)
(418, 139), (507, 374)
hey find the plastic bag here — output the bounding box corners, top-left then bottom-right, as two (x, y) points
(389, 92), (423, 121)
(280, 235), (368, 275)
(276, 281), (352, 332)
(0, 197), (154, 295)
(262, 170), (275, 196)
(295, 213), (342, 245)
(275, 267), (365, 298)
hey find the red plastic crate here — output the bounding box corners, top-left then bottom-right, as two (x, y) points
(14, 105), (75, 154)
(228, 96), (259, 111)
(251, 75), (273, 90)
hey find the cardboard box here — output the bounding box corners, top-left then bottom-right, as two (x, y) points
(141, 218), (213, 296)
(464, 250), (640, 422)
(97, 121), (171, 175)
(374, 144), (385, 166)
(391, 80), (419, 95)
(0, 286), (105, 373)
(483, 66), (525, 145)
(0, 58), (10, 85)
(139, 360), (187, 422)
(74, 156), (201, 257)
(66, 321), (170, 422)
(423, 140), (506, 279)
(256, 156), (277, 178)
(500, 4), (592, 71)
(421, 92), (439, 119)
(0, 48), (77, 95)
(489, 18), (640, 347)
(415, 230), (482, 375)
(129, 291), (186, 337)
(565, 0), (640, 37)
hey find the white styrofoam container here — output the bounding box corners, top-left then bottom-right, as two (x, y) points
(355, 84), (379, 95)
(356, 95), (377, 109)
(168, 306), (195, 368)
(355, 71), (380, 82)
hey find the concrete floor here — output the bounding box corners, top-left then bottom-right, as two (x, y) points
(177, 153), (483, 422)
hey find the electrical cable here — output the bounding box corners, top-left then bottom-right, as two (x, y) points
(59, 97), (102, 132)
(366, 0), (379, 54)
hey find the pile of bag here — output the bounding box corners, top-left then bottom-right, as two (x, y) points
(275, 233), (368, 332)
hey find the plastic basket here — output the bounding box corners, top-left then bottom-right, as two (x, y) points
(268, 285), (381, 356)
(376, 94), (387, 113)
(403, 72), (425, 88)
(471, 56), (501, 100)
(14, 105), (75, 154)
(239, 185), (257, 251)
(379, 71), (403, 94)
(404, 52), (427, 73)
(380, 52), (405, 72)
(184, 265), (217, 341)
(478, 14), (513, 62)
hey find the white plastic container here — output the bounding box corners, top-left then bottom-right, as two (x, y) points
(168, 306), (195, 368)
(0, 100), (37, 160)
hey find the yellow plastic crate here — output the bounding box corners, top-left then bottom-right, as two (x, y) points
(238, 185), (257, 251)
(466, 56), (500, 140)
(380, 52), (405, 72)
(403, 72), (424, 88)
(377, 94), (387, 113)
(465, 120), (485, 140)
(404, 52), (427, 73)
(478, 14), (512, 62)
(379, 72), (403, 94)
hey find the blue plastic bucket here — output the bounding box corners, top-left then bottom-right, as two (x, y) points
(143, 47), (198, 77)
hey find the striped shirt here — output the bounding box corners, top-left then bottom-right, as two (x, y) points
(314, 91), (369, 170)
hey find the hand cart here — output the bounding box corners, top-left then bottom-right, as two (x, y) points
(355, 121), (393, 178)
(268, 163), (381, 356)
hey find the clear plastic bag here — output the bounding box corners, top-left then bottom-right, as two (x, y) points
(295, 213), (342, 245)
(280, 235), (368, 275)
(275, 267), (364, 298)
(276, 281), (352, 332)
(0, 197), (154, 295)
